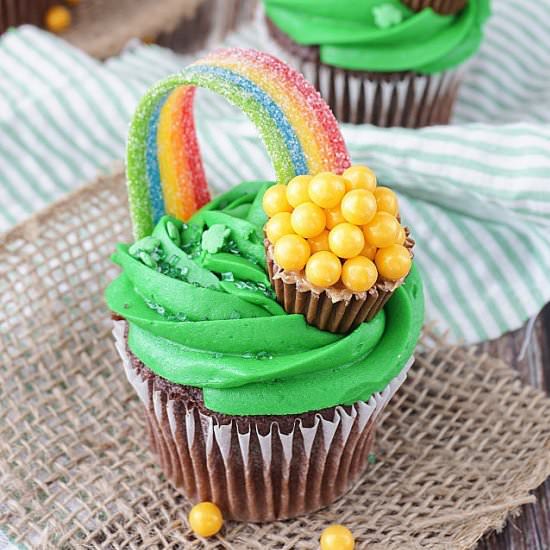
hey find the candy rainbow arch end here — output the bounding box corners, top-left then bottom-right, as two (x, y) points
(126, 48), (351, 239)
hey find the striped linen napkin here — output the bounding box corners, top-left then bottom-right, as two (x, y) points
(0, 0), (549, 345)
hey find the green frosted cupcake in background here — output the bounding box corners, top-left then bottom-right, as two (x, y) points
(263, 0), (490, 126)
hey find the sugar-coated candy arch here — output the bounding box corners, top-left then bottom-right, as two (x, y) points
(126, 48), (351, 238)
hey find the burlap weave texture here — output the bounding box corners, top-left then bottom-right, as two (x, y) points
(0, 171), (549, 549)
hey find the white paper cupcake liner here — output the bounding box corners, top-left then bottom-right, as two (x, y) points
(113, 320), (414, 521)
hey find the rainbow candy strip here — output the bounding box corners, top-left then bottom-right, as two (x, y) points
(127, 48), (351, 238)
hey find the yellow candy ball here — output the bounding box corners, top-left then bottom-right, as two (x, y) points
(188, 502), (224, 538)
(396, 224), (407, 245)
(262, 184), (292, 217)
(374, 186), (399, 217)
(361, 242), (378, 260)
(363, 212), (400, 248)
(306, 251), (342, 288)
(286, 175), (312, 207)
(325, 206), (346, 230)
(341, 256), (378, 292)
(308, 172), (347, 209)
(328, 223), (365, 259)
(343, 165), (377, 192)
(274, 234), (311, 271)
(340, 189), (377, 225)
(265, 212), (294, 244)
(308, 230), (330, 253)
(320, 525), (355, 550)
(44, 5), (72, 33)
(291, 202), (326, 239)
(375, 244), (412, 281)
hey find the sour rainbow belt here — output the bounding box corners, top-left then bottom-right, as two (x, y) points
(126, 48), (351, 239)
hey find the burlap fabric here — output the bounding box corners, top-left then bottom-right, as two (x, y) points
(0, 170), (549, 549)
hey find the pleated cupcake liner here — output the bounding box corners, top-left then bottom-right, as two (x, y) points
(113, 320), (414, 522)
(401, 0), (467, 14)
(265, 18), (466, 127)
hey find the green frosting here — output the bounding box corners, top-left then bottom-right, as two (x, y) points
(263, 0), (490, 73)
(105, 181), (424, 415)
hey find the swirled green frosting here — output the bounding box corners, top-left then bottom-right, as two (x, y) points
(105, 181), (424, 416)
(263, 0), (490, 73)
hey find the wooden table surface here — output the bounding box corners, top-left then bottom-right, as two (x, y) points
(477, 303), (550, 550)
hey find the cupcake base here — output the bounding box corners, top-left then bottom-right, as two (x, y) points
(113, 320), (413, 522)
(266, 18), (465, 127)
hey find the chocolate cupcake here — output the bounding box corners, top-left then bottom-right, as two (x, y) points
(106, 48), (424, 523)
(263, 0), (490, 126)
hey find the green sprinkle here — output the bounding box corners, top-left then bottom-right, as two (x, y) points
(202, 224), (231, 254)
(367, 453), (377, 464)
(139, 251), (157, 269)
(166, 220), (181, 245)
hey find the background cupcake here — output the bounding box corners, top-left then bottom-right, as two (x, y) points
(263, 0), (490, 126)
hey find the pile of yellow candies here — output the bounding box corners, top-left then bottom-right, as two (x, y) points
(263, 165), (411, 293)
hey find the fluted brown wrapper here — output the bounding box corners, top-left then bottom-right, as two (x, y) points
(267, 257), (392, 334)
(114, 321), (411, 522)
(266, 18), (465, 127)
(401, 0), (467, 14)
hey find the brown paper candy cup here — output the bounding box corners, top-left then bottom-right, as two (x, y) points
(113, 321), (413, 522)
(267, 258), (393, 334)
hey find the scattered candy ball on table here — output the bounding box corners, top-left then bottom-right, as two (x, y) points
(343, 164), (377, 191)
(188, 502), (223, 538)
(342, 256), (378, 292)
(291, 202), (326, 238)
(329, 223), (365, 259)
(44, 5), (72, 33)
(274, 234), (311, 271)
(306, 251), (342, 288)
(320, 524), (355, 550)
(308, 172), (347, 208)
(375, 244), (412, 281)
(286, 175), (312, 207)
(263, 165), (412, 291)
(262, 184), (292, 217)
(265, 212), (294, 244)
(308, 230), (330, 253)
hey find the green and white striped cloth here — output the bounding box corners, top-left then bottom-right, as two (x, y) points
(0, 0), (549, 344)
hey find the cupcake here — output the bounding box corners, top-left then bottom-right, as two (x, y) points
(263, 0), (490, 126)
(264, 167), (414, 333)
(106, 47), (424, 522)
